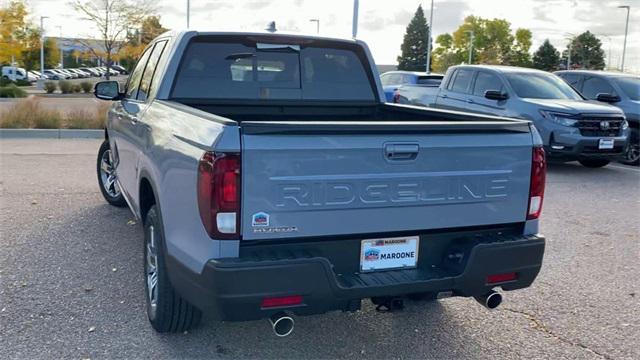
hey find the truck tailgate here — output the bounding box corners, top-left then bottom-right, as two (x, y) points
(240, 121), (533, 241)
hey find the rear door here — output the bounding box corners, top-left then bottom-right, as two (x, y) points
(436, 68), (475, 111)
(241, 121), (533, 240)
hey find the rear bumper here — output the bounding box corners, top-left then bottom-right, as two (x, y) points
(167, 233), (545, 321)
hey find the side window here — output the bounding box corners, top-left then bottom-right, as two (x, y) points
(137, 40), (168, 101)
(449, 69), (473, 93)
(125, 47), (153, 99)
(380, 74), (391, 86)
(560, 74), (582, 90)
(581, 76), (616, 99)
(473, 71), (504, 97)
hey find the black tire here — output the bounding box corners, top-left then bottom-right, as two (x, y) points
(96, 140), (127, 207)
(578, 159), (610, 168)
(620, 131), (640, 166)
(144, 206), (202, 333)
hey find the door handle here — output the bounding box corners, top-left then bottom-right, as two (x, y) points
(466, 99), (474, 104)
(441, 94), (448, 99)
(130, 116), (139, 124)
(384, 143), (419, 161)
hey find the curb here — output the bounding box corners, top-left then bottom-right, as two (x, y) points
(0, 129), (103, 139)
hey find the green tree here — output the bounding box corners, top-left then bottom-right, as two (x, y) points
(532, 39), (560, 71)
(397, 5), (430, 71)
(432, 16), (534, 71)
(563, 31), (605, 70)
(431, 34), (463, 73)
(507, 28), (532, 67)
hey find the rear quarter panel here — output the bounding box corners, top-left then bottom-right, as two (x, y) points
(137, 101), (241, 273)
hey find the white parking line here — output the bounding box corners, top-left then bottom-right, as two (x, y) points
(609, 164), (640, 172)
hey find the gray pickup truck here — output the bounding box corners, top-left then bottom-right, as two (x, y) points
(94, 31), (546, 336)
(396, 65), (629, 168)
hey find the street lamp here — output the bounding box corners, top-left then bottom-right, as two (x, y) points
(57, 26), (63, 69)
(38, 16), (49, 90)
(618, 5), (630, 72)
(186, 0), (190, 28)
(309, 19), (320, 34)
(466, 30), (474, 64)
(564, 32), (576, 70)
(425, 0), (434, 73)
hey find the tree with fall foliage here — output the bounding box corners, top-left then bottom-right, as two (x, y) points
(431, 16), (533, 72)
(119, 15), (168, 70)
(70, 0), (155, 79)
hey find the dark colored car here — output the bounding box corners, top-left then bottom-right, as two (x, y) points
(555, 70), (640, 165)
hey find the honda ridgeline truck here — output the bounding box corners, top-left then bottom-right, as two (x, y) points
(94, 31), (547, 336)
(395, 65), (629, 168)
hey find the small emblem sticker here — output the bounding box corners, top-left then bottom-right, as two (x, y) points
(252, 212), (270, 227)
(364, 249), (380, 261)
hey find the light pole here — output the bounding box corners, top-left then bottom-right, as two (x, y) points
(38, 16), (49, 90)
(425, 0), (434, 73)
(352, 0), (359, 38)
(618, 5), (630, 71)
(186, 0), (190, 29)
(564, 32), (576, 70)
(57, 26), (63, 69)
(466, 30), (474, 64)
(309, 19), (320, 34)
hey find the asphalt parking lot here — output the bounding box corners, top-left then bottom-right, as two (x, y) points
(1, 139), (638, 359)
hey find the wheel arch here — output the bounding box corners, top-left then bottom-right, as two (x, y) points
(139, 171), (160, 225)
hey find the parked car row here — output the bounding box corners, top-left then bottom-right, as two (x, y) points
(1, 65), (128, 82)
(385, 66), (639, 166)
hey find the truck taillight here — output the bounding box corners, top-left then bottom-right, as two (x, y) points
(197, 152), (241, 239)
(527, 146), (546, 220)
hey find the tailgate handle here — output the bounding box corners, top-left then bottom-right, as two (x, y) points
(384, 143), (419, 161)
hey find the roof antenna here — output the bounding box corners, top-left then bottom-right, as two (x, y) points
(265, 21), (277, 33)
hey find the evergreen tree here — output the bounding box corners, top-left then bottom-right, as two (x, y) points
(562, 31), (605, 70)
(532, 39), (560, 71)
(397, 5), (430, 71)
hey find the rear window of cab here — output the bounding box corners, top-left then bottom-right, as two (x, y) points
(171, 36), (376, 101)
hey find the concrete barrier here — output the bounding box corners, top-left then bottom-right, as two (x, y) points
(0, 129), (103, 139)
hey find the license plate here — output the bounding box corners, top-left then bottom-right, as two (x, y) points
(599, 138), (614, 149)
(360, 236), (419, 272)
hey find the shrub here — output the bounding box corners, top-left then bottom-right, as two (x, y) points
(58, 80), (72, 94)
(0, 77), (13, 86)
(72, 84), (82, 93)
(0, 97), (62, 128)
(44, 81), (57, 93)
(0, 84), (27, 98)
(80, 81), (93, 93)
(15, 79), (32, 86)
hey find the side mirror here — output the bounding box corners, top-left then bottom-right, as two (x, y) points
(596, 93), (621, 103)
(94, 81), (122, 101)
(484, 90), (509, 101)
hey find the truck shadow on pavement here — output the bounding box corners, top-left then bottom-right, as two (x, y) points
(81, 203), (485, 359)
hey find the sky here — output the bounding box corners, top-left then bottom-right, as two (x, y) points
(13, 0), (640, 72)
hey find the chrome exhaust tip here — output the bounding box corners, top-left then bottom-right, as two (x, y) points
(269, 311), (294, 337)
(474, 291), (503, 310)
